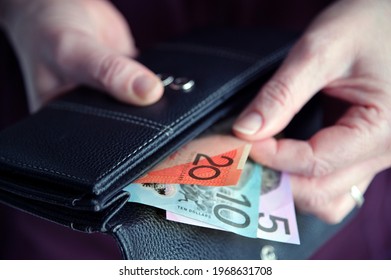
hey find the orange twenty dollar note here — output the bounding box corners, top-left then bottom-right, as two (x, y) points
(135, 135), (252, 186)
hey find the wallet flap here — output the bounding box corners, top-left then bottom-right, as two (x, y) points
(0, 28), (296, 217)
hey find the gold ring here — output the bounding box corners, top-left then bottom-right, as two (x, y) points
(350, 185), (364, 208)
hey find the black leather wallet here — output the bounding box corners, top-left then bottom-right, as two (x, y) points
(0, 28), (351, 259)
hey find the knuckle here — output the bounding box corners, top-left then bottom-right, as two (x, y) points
(300, 193), (328, 212)
(295, 180), (345, 224)
(296, 32), (329, 64)
(308, 157), (334, 177)
(296, 183), (333, 215)
(339, 106), (383, 133)
(261, 79), (295, 112)
(338, 105), (391, 157)
(95, 54), (127, 90)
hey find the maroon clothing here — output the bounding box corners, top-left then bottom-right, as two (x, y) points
(110, 0), (331, 48)
(1, 0), (390, 259)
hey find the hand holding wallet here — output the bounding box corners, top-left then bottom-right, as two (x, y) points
(0, 28), (351, 259)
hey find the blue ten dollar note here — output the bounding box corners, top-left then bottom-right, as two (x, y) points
(123, 161), (262, 238)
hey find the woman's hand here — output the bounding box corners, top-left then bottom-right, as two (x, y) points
(1, 0), (163, 112)
(233, 0), (391, 223)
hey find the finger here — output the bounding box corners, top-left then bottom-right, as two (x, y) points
(20, 55), (77, 113)
(289, 153), (389, 223)
(301, 177), (372, 224)
(56, 33), (163, 106)
(290, 153), (388, 205)
(233, 33), (354, 140)
(250, 105), (390, 176)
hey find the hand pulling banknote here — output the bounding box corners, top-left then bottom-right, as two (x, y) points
(123, 132), (300, 244)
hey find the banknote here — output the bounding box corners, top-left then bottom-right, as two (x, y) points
(167, 167), (300, 244)
(124, 161), (262, 238)
(135, 135), (251, 187)
(257, 168), (300, 244)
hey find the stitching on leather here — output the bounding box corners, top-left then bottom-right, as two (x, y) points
(49, 102), (167, 130)
(156, 43), (262, 63)
(95, 126), (172, 181)
(0, 45), (290, 187)
(0, 156), (90, 183)
(94, 45), (289, 187)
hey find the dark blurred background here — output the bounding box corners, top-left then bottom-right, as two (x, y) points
(0, 0), (390, 259)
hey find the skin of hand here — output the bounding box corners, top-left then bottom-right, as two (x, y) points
(233, 0), (391, 223)
(1, 0), (164, 112)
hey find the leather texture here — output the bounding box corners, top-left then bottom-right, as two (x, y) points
(112, 204), (357, 260)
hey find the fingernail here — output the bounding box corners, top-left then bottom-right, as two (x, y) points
(132, 74), (160, 99)
(233, 112), (262, 135)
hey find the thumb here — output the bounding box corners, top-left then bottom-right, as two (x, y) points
(233, 35), (353, 140)
(60, 34), (164, 106)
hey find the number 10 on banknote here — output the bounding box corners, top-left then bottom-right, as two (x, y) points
(166, 168), (300, 245)
(124, 161), (262, 238)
